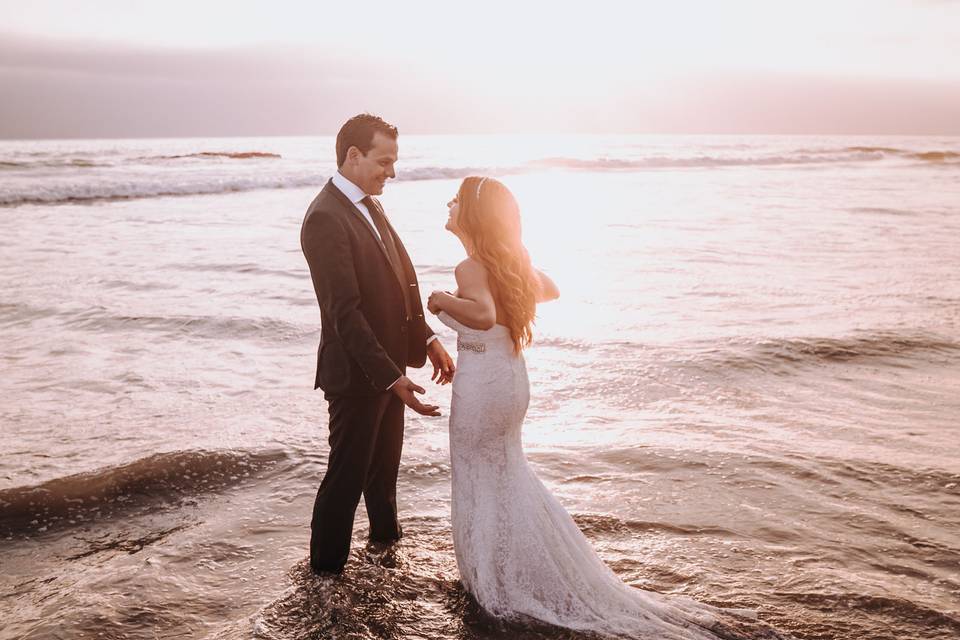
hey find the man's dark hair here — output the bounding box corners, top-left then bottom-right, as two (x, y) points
(336, 114), (398, 168)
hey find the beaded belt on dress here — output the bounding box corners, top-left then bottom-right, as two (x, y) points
(457, 339), (486, 353)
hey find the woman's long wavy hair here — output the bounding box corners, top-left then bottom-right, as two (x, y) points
(456, 176), (537, 353)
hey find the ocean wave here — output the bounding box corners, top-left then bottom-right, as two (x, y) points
(577, 329), (960, 375)
(844, 146), (906, 154)
(0, 449), (287, 535)
(847, 206), (918, 216)
(0, 158), (113, 169)
(843, 146), (960, 163)
(164, 261), (306, 280)
(3, 142), (957, 207)
(0, 167), (492, 206)
(0, 301), (61, 327)
(573, 330), (960, 370)
(573, 513), (738, 539)
(528, 152), (888, 170)
(0, 151), (893, 186)
(62, 307), (312, 342)
(698, 331), (960, 373)
(149, 151), (282, 161)
(751, 453), (960, 497)
(396, 166), (506, 181)
(0, 173), (324, 206)
(780, 592), (960, 635)
(0, 167), (505, 206)
(0, 148), (283, 171)
(0, 151), (285, 168)
(913, 151), (960, 162)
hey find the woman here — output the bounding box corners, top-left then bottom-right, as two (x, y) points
(426, 176), (787, 639)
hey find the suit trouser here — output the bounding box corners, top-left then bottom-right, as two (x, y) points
(310, 390), (405, 572)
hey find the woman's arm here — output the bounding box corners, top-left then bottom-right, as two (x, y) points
(534, 269), (560, 302)
(427, 259), (497, 330)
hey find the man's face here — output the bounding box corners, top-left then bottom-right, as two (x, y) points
(350, 132), (397, 195)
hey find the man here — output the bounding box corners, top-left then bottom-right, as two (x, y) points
(300, 114), (455, 574)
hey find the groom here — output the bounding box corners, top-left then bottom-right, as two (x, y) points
(300, 114), (455, 574)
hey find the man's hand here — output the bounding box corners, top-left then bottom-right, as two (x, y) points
(427, 339), (455, 385)
(391, 376), (441, 416)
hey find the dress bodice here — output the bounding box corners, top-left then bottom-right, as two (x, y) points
(437, 310), (514, 355)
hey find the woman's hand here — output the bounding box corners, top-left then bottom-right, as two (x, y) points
(427, 290), (448, 315)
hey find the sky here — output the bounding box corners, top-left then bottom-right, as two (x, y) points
(1, 0), (959, 138)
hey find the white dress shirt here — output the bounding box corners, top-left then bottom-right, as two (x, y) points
(331, 171), (381, 243)
(328, 172), (437, 390)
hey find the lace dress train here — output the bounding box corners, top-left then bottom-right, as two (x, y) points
(439, 311), (787, 640)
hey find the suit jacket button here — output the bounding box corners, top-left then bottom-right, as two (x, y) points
(400, 325), (407, 334)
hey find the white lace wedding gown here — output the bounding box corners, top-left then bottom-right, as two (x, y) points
(439, 310), (786, 640)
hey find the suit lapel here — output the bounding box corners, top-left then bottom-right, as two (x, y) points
(374, 202), (411, 272)
(323, 180), (407, 292)
(383, 209), (425, 320)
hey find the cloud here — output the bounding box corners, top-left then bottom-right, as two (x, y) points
(2, 32), (959, 138)
(0, 34), (443, 138)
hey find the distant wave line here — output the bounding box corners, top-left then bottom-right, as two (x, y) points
(0, 151), (283, 170)
(2, 146), (957, 207)
(0, 158), (112, 169)
(844, 146), (960, 162)
(147, 151), (282, 161)
(0, 175), (326, 206)
(530, 152), (883, 170)
(0, 169), (498, 206)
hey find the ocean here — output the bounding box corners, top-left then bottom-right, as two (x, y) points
(1, 134), (958, 639)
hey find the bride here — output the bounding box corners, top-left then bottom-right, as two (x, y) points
(426, 177), (788, 640)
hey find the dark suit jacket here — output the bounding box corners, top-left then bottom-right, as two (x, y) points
(301, 179), (433, 395)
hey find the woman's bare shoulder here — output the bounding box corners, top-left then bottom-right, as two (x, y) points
(454, 257), (489, 281)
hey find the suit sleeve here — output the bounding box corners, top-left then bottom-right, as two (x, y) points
(302, 212), (402, 391)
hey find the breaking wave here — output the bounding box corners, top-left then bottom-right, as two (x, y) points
(706, 331), (960, 372)
(0, 449), (287, 535)
(149, 151), (282, 161)
(0, 174), (324, 206)
(2, 141), (957, 206)
(61, 307), (312, 342)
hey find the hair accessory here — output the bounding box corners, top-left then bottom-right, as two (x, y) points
(476, 177), (488, 200)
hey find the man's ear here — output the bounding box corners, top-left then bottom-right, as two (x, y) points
(346, 145), (360, 164)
